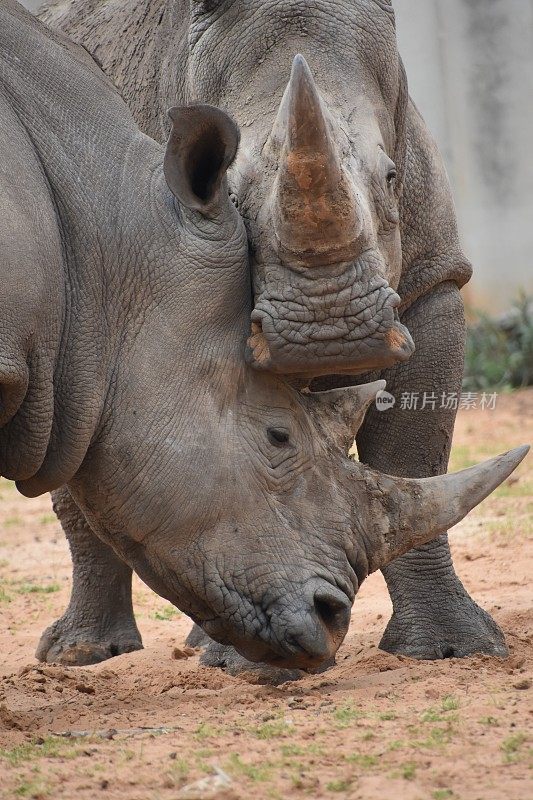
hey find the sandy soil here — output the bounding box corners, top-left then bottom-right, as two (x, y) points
(0, 390), (531, 800)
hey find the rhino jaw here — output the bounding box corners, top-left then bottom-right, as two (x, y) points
(246, 293), (415, 377)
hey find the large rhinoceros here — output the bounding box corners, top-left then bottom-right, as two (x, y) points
(4, 0), (527, 673)
(36, 0), (529, 665)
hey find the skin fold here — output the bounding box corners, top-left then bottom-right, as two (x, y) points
(29, 0), (528, 670)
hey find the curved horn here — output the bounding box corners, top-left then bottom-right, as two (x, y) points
(354, 445), (530, 575)
(307, 380), (385, 448)
(272, 55), (360, 267)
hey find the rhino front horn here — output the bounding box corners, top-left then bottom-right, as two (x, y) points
(272, 54), (361, 267)
(356, 445), (530, 575)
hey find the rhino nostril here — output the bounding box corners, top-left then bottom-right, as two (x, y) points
(313, 589), (351, 635)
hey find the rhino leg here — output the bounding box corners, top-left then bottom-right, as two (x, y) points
(36, 486), (143, 665)
(356, 282), (507, 659)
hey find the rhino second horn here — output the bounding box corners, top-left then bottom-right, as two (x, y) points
(309, 380), (386, 440)
(358, 445), (530, 574)
(272, 54), (361, 267)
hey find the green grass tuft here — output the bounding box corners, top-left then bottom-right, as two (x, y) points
(327, 778), (352, 792)
(0, 737), (79, 766)
(345, 753), (378, 768)
(152, 604), (181, 621)
(332, 704), (364, 727)
(227, 753), (271, 782)
(501, 732), (527, 763)
(254, 720), (292, 740)
(16, 583), (60, 595)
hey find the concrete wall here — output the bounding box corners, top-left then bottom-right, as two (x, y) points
(395, 0), (533, 310)
(18, 0), (533, 310)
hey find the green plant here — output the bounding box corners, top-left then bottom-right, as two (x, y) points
(345, 753), (378, 768)
(441, 696), (459, 712)
(501, 732), (527, 763)
(194, 723), (219, 741)
(479, 716), (500, 727)
(401, 762), (417, 780)
(14, 777), (50, 799)
(152, 605), (181, 621)
(254, 720), (292, 739)
(0, 583), (12, 603)
(327, 778), (352, 792)
(16, 583), (60, 595)
(464, 291), (533, 391)
(39, 515), (57, 525)
(4, 516), (22, 528)
(227, 753), (271, 782)
(332, 704), (364, 727)
(0, 737), (79, 766)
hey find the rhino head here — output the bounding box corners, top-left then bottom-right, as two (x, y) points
(183, 0), (416, 377)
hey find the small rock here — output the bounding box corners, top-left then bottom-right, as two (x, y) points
(75, 683), (95, 695)
(177, 767), (232, 799)
(172, 646), (196, 660)
(513, 679), (531, 690)
(100, 779), (109, 790)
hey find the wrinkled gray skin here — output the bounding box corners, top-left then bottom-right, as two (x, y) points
(36, 0), (521, 671)
(6, 0), (524, 675)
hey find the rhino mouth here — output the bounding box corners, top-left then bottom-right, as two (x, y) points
(246, 270), (415, 377)
(201, 612), (347, 672)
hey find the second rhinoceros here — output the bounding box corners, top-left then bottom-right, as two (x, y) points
(1, 1), (526, 673)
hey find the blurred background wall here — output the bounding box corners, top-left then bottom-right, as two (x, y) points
(395, 0), (532, 312)
(20, 0), (532, 311)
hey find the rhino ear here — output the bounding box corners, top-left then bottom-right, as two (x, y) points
(307, 380), (385, 450)
(164, 104), (240, 217)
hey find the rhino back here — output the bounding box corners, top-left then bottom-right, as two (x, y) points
(38, 0), (173, 141)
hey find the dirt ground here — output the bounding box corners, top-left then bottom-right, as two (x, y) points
(0, 390), (531, 800)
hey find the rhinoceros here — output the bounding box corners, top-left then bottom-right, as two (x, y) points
(36, 0), (529, 667)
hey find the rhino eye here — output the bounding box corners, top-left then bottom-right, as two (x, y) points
(267, 427), (290, 447)
(386, 168), (397, 186)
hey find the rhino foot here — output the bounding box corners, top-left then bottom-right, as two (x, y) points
(186, 624), (302, 684)
(36, 616), (143, 666)
(379, 593), (508, 660)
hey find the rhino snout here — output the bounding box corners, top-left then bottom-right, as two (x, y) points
(203, 580), (352, 670)
(247, 277), (415, 377)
